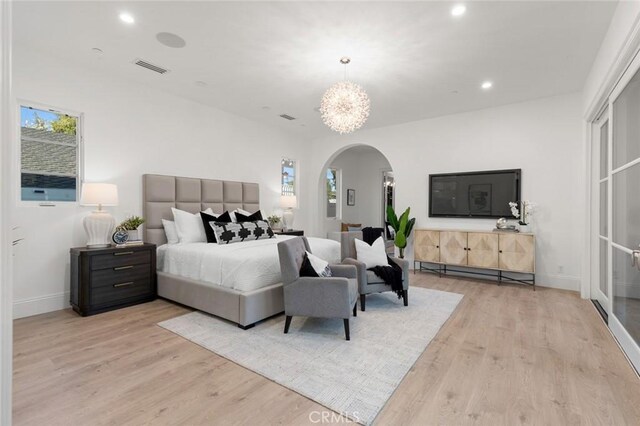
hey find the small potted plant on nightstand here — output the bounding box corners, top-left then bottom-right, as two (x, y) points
(267, 214), (282, 230)
(118, 216), (145, 241)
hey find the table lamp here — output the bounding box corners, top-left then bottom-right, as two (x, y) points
(280, 195), (297, 231)
(80, 183), (119, 248)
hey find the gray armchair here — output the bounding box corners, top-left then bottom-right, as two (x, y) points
(339, 232), (409, 311)
(277, 237), (359, 340)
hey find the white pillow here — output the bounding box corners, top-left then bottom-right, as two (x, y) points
(230, 208), (251, 222)
(161, 219), (179, 245)
(305, 251), (332, 277)
(355, 237), (389, 268)
(171, 207), (213, 243)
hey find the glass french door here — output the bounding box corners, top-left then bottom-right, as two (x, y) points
(591, 108), (609, 312)
(605, 52), (640, 371)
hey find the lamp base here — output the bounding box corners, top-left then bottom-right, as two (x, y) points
(282, 209), (294, 231)
(84, 210), (115, 248)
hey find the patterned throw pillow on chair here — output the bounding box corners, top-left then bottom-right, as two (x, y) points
(210, 220), (274, 244)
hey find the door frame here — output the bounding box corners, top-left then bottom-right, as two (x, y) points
(1, 0), (13, 423)
(583, 20), (640, 299)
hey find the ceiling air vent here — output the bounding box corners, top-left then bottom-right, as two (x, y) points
(132, 58), (169, 74)
(279, 114), (296, 121)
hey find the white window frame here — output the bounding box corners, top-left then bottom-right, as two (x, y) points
(281, 157), (298, 197)
(16, 100), (84, 206)
(326, 167), (341, 220)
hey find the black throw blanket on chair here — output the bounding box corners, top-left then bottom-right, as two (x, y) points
(362, 227), (384, 245)
(368, 256), (403, 298)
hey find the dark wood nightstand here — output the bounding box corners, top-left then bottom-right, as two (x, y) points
(70, 243), (157, 316)
(273, 229), (304, 236)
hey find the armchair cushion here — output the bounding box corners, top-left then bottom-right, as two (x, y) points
(284, 277), (357, 318)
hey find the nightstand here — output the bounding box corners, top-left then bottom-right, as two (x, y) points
(273, 229), (304, 236)
(70, 243), (157, 316)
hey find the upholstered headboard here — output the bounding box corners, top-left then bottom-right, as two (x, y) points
(143, 174), (260, 246)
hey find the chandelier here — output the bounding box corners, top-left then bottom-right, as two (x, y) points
(320, 57), (370, 134)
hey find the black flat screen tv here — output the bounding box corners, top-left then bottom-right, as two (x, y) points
(429, 169), (521, 218)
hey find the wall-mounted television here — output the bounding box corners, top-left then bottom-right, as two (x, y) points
(429, 169), (521, 218)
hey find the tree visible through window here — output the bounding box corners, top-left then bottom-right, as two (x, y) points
(327, 168), (339, 218)
(20, 105), (81, 202)
(281, 158), (296, 196)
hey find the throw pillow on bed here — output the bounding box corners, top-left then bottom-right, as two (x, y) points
(235, 210), (263, 222)
(355, 236), (389, 268)
(200, 211), (232, 243)
(210, 220), (274, 244)
(171, 207), (213, 243)
(161, 219), (179, 245)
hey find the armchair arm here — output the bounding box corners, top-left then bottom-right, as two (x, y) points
(329, 264), (357, 279)
(390, 257), (410, 289)
(342, 257), (367, 292)
(284, 277), (353, 318)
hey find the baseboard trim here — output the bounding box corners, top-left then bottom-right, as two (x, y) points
(13, 292), (70, 319)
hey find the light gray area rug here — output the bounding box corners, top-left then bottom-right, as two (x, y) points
(158, 287), (463, 425)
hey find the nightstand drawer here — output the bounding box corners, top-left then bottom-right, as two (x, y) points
(91, 264), (151, 288)
(91, 250), (151, 270)
(90, 278), (152, 306)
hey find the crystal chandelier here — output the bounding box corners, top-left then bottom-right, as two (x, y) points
(320, 57), (370, 134)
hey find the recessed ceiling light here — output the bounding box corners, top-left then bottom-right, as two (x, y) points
(481, 81), (493, 90)
(451, 5), (466, 17)
(119, 12), (135, 24)
(91, 48), (103, 55)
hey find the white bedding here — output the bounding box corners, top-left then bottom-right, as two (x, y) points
(157, 236), (341, 292)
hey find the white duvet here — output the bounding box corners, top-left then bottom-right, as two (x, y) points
(157, 236), (341, 292)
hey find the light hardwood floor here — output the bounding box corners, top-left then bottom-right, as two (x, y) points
(13, 274), (640, 425)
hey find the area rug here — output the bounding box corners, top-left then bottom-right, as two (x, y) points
(158, 287), (463, 425)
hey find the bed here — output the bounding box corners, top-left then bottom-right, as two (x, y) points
(143, 174), (340, 329)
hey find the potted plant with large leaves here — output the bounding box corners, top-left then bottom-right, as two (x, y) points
(386, 206), (416, 259)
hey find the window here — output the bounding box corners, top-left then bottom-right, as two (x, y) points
(20, 105), (81, 202)
(281, 158), (296, 196)
(326, 168), (340, 218)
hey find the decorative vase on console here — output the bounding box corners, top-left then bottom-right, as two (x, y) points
(509, 200), (535, 233)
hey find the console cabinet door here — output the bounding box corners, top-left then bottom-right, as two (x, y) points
(499, 234), (535, 273)
(440, 231), (468, 265)
(467, 232), (499, 269)
(414, 230), (440, 262)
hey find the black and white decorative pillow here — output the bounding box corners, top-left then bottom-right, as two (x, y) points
(210, 220), (274, 244)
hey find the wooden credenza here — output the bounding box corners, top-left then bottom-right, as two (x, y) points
(414, 229), (535, 289)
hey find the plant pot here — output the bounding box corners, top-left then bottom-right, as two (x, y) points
(126, 229), (141, 241)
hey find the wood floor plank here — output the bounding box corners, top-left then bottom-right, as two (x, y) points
(13, 273), (640, 425)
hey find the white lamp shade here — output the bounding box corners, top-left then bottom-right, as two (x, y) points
(280, 195), (297, 209)
(80, 183), (119, 206)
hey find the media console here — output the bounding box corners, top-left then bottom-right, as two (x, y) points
(413, 229), (536, 290)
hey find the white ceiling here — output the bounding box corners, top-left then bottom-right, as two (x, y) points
(13, 1), (616, 138)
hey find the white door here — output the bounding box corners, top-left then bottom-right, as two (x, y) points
(608, 53), (640, 371)
(591, 108), (610, 311)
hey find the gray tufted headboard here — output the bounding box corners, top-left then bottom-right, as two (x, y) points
(143, 174), (260, 246)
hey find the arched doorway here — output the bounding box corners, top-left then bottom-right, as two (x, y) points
(317, 144), (394, 237)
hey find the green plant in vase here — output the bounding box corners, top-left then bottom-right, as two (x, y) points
(386, 206), (416, 259)
(118, 216), (145, 241)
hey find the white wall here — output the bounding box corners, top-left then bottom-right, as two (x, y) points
(304, 93), (584, 291)
(11, 48), (309, 318)
(323, 147), (391, 236)
(583, 1), (640, 115)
